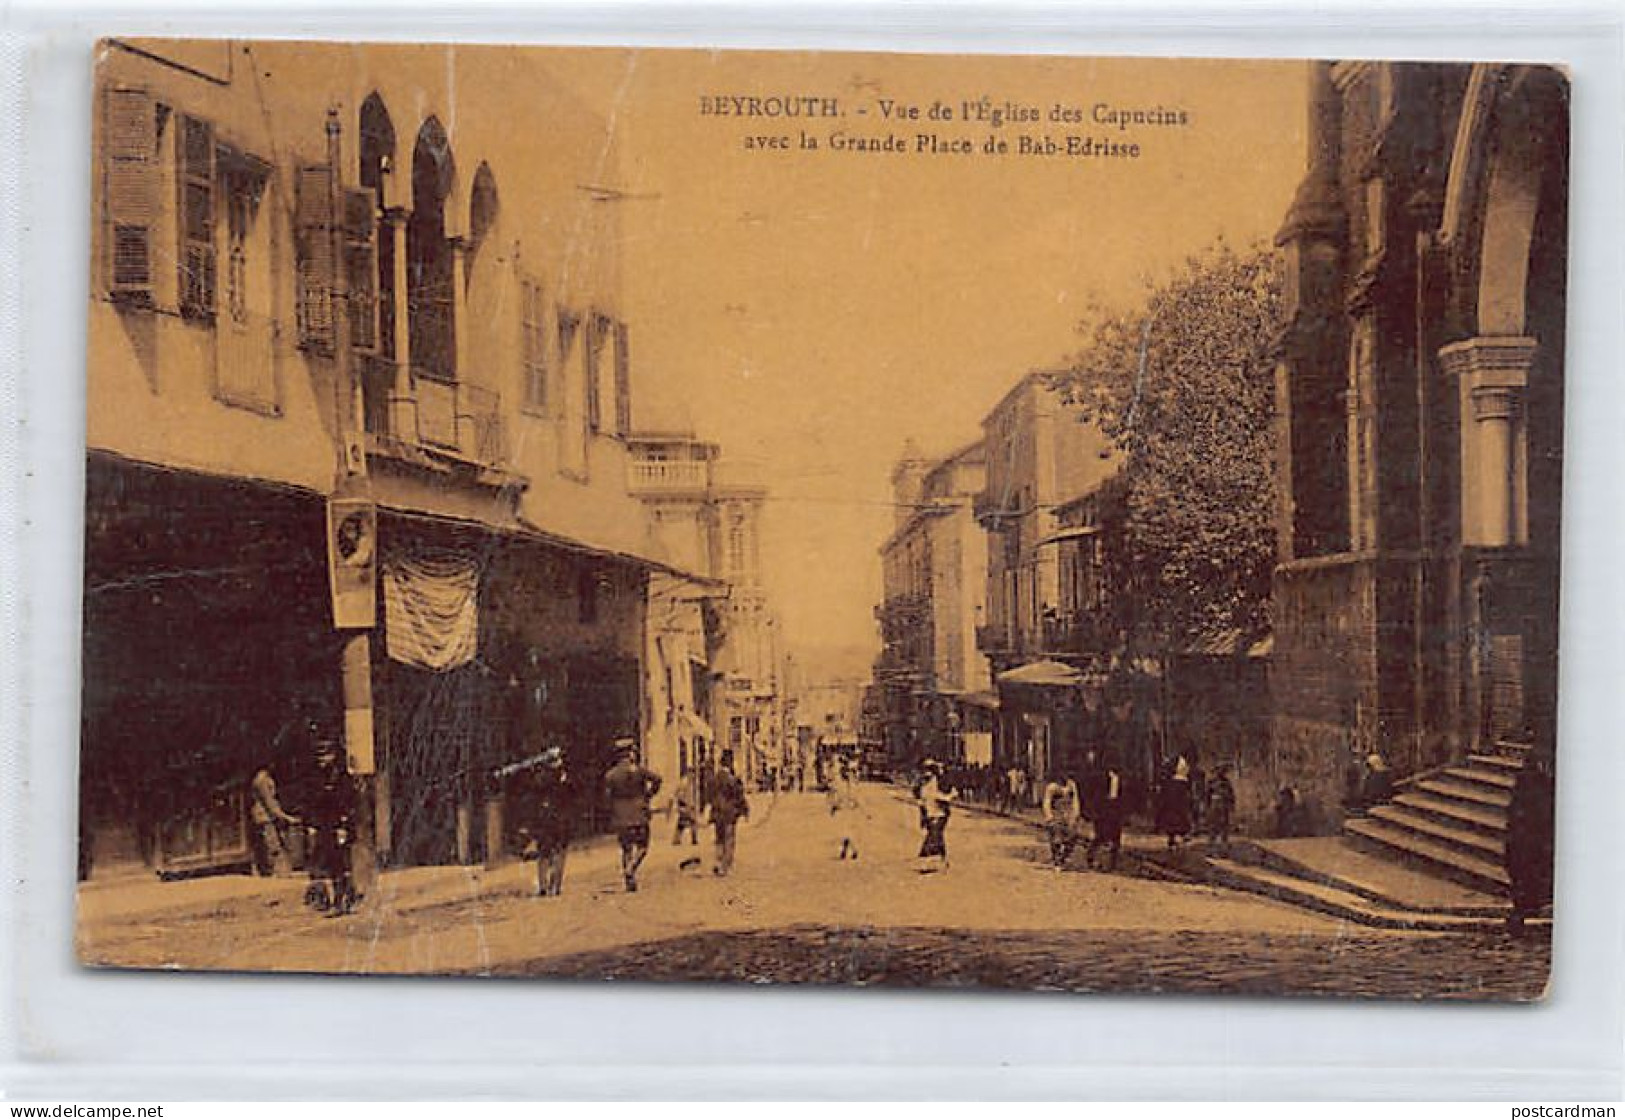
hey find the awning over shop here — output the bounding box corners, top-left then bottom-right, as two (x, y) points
(953, 690), (1002, 710)
(997, 659), (1084, 687)
(1034, 525), (1102, 548)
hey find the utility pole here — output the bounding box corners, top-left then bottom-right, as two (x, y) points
(323, 107), (380, 899)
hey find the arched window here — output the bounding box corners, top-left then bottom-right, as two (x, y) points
(358, 95), (396, 362)
(468, 162), (499, 273)
(408, 116), (455, 380)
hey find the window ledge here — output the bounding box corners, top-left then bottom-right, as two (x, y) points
(213, 390), (282, 419)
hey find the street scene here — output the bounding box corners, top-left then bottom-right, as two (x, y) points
(77, 786), (1548, 998)
(78, 42), (1563, 998)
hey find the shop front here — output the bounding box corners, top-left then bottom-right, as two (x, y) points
(80, 453), (345, 880)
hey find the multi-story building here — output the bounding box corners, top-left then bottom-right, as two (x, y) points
(1272, 62), (1566, 847)
(872, 440), (992, 771)
(625, 433), (783, 789)
(974, 373), (1118, 786)
(80, 40), (716, 878)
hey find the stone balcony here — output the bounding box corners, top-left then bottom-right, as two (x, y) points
(626, 457), (712, 497)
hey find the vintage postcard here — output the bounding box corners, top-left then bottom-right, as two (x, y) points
(77, 40), (1564, 998)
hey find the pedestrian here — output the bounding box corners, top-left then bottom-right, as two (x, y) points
(1041, 770), (1082, 871)
(1206, 763), (1237, 851)
(1156, 753), (1194, 849)
(249, 759), (300, 877)
(915, 759), (957, 873)
(1274, 786), (1301, 838)
(1343, 740), (1370, 812)
(603, 738), (662, 893)
(1363, 748), (1394, 805)
(303, 742), (358, 916)
(1504, 746), (1555, 936)
(523, 748), (573, 898)
(1084, 756), (1125, 871)
(672, 771), (700, 848)
(709, 749), (750, 877)
(828, 758), (862, 861)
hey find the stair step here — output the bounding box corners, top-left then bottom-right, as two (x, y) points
(1205, 858), (1498, 932)
(1468, 753), (1525, 773)
(1236, 839), (1510, 916)
(1414, 776), (1512, 810)
(1346, 817), (1510, 892)
(1445, 763), (1517, 791)
(1392, 790), (1508, 835)
(1367, 804), (1505, 857)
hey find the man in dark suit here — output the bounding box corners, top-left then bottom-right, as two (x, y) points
(708, 750), (750, 877)
(603, 738), (662, 893)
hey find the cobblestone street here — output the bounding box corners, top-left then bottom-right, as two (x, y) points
(523, 924), (1549, 1000)
(77, 787), (1549, 999)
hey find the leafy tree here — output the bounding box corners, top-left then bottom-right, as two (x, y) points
(1052, 242), (1283, 657)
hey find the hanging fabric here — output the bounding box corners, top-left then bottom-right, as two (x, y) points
(382, 546), (481, 671)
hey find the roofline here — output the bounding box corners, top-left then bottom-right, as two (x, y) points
(980, 367), (1075, 427)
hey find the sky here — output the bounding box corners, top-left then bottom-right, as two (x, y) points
(545, 48), (1309, 676)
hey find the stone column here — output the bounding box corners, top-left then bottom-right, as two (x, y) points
(450, 235), (471, 382)
(386, 208), (410, 370)
(1439, 336), (1537, 547)
(1470, 383), (1522, 546)
(383, 207), (412, 436)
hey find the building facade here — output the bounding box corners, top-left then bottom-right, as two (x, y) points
(1272, 61), (1567, 830)
(871, 440), (991, 772)
(625, 433), (784, 790)
(82, 41), (716, 877)
(973, 374), (1119, 787)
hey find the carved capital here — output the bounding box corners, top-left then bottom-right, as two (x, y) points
(1438, 335), (1537, 390)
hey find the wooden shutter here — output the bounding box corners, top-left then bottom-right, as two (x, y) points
(522, 278), (547, 411)
(176, 114), (216, 318)
(295, 164), (335, 352)
(103, 87), (157, 303)
(586, 313), (608, 433)
(344, 188), (378, 353)
(613, 321), (632, 435)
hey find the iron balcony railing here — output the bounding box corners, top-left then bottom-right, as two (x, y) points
(379, 368), (509, 466)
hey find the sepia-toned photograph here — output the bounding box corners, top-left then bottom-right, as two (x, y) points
(76, 39), (1565, 1000)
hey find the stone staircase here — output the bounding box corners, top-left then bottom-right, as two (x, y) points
(1343, 742), (1530, 895)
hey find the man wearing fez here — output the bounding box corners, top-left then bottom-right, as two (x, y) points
(603, 738), (662, 893)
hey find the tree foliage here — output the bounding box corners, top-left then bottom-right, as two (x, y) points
(1053, 243), (1283, 655)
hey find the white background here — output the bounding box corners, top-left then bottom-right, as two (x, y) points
(2, 0), (1623, 1102)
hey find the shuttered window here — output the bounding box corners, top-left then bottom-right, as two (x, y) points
(104, 87), (157, 304)
(345, 188), (378, 353)
(612, 321), (632, 436)
(177, 114), (216, 319)
(585, 313), (610, 434)
(295, 164), (335, 352)
(521, 277), (548, 412)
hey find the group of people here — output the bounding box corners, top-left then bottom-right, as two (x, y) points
(248, 735), (360, 916)
(1037, 757), (1131, 871)
(1151, 753), (1238, 851)
(514, 737), (752, 897)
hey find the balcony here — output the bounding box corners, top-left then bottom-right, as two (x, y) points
(626, 457), (711, 497)
(366, 366), (512, 475)
(973, 491), (1023, 528)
